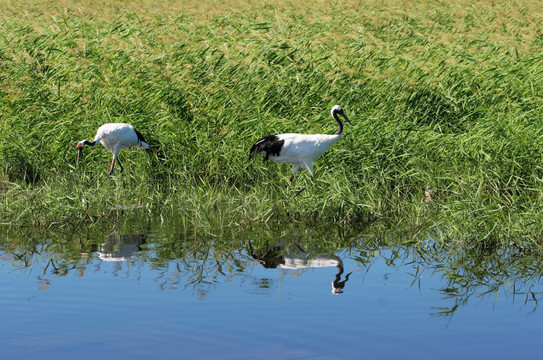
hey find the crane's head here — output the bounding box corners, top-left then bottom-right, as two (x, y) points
(331, 105), (351, 124)
(76, 140), (87, 165)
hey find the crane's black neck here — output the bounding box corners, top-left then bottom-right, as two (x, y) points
(83, 140), (97, 147)
(332, 111), (344, 135)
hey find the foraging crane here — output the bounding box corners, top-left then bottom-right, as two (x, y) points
(249, 105), (351, 181)
(76, 123), (149, 175)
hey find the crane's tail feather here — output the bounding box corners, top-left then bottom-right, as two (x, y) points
(249, 135), (284, 161)
(135, 129), (149, 149)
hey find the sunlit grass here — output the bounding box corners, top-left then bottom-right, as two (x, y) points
(1, 0), (543, 245)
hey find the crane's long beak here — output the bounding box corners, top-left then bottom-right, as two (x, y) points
(77, 147), (82, 166)
(340, 111), (351, 124)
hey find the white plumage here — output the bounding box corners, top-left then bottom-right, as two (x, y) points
(249, 105), (351, 182)
(77, 123), (149, 175)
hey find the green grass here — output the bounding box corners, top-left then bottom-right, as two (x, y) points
(1, 0), (543, 246)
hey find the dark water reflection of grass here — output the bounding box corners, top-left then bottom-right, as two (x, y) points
(1, 209), (543, 317)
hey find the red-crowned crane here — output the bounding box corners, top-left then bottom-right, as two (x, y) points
(249, 105), (351, 182)
(76, 123), (149, 175)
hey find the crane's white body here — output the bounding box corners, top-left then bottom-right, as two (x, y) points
(93, 123), (149, 152)
(249, 105), (350, 181)
(77, 123), (149, 175)
(270, 133), (342, 175)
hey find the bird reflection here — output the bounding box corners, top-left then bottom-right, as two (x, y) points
(81, 232), (146, 263)
(249, 241), (353, 294)
(332, 262), (352, 294)
(79, 231), (147, 278)
(98, 233), (146, 262)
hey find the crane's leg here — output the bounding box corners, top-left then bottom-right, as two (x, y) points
(304, 163), (315, 192)
(116, 155), (124, 173)
(108, 145), (122, 176)
(290, 164), (301, 183)
(304, 162), (314, 176)
(108, 160), (115, 176)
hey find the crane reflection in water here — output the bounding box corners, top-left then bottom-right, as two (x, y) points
(249, 240), (355, 294)
(97, 232), (147, 262)
(79, 231), (147, 276)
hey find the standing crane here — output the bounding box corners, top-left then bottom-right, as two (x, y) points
(249, 105), (351, 182)
(77, 123), (149, 175)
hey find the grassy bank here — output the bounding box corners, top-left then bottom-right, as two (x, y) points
(1, 0), (543, 245)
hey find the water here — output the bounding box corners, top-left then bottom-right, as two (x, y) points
(1, 216), (542, 359)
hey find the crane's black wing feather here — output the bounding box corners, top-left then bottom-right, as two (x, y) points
(249, 135), (284, 161)
(134, 129), (147, 144)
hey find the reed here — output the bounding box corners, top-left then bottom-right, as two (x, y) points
(1, 0), (543, 245)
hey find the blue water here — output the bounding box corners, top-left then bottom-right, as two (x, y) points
(1, 226), (542, 360)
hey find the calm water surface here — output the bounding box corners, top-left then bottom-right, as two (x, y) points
(1, 215), (542, 359)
